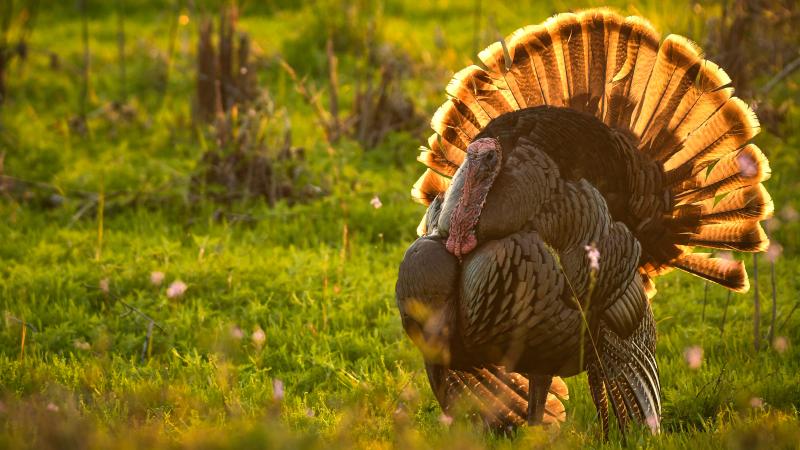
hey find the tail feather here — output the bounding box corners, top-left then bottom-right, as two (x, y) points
(634, 35), (702, 148)
(688, 221), (769, 252)
(653, 60), (734, 163)
(446, 66), (516, 124)
(701, 184), (774, 224)
(412, 169), (450, 205)
(414, 7), (772, 295)
(430, 364), (568, 428)
(672, 252), (749, 292)
(674, 144), (771, 204)
(664, 97), (760, 174)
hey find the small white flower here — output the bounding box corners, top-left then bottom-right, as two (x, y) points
(166, 280), (187, 299)
(150, 271), (165, 286)
(370, 195), (383, 209)
(273, 379), (284, 400)
(584, 243), (600, 272)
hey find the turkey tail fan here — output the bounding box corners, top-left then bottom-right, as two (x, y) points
(427, 364), (569, 428)
(412, 7), (773, 294)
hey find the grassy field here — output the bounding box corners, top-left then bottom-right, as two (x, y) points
(1, 1), (799, 448)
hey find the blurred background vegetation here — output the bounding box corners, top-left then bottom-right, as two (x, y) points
(1, 0), (799, 448)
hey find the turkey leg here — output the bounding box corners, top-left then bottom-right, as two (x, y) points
(527, 374), (553, 425)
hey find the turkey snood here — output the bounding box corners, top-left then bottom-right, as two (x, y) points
(445, 138), (502, 258)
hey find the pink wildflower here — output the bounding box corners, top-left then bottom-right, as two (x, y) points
(230, 326), (244, 340)
(717, 251), (734, 261)
(99, 278), (110, 294)
(585, 243), (600, 272)
(251, 327), (266, 347)
(765, 218), (781, 233)
(370, 195), (383, 209)
(737, 152), (758, 177)
(438, 413), (453, 426)
(150, 271), (165, 286)
(749, 397), (764, 408)
(684, 345), (704, 370)
(645, 414), (660, 434)
(773, 336), (789, 354)
(780, 205), (799, 222)
(766, 242), (783, 263)
(273, 379), (284, 400)
(166, 280), (187, 299)
(46, 403), (59, 412)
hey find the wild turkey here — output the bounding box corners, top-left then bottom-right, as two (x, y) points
(395, 8), (773, 434)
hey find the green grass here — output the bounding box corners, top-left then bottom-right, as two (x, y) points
(1, 1), (799, 448)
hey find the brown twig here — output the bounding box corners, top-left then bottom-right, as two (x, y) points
(778, 301), (799, 332)
(117, 300), (166, 333)
(760, 54), (800, 95)
(5, 312), (38, 332)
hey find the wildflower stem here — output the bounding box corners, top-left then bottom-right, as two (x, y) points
(19, 318), (26, 360)
(720, 291), (731, 337)
(701, 282), (708, 323)
(768, 260), (777, 343)
(753, 254), (760, 352)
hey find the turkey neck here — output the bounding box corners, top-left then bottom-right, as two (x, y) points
(445, 138), (502, 258)
(446, 161), (491, 257)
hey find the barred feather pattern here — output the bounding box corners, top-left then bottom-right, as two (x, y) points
(412, 8), (772, 293)
(429, 364), (569, 428)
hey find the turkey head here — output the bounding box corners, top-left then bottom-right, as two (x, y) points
(440, 135), (552, 259)
(442, 138), (502, 258)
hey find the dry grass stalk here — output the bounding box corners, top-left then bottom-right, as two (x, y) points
(192, 6), (313, 206)
(281, 37), (425, 149)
